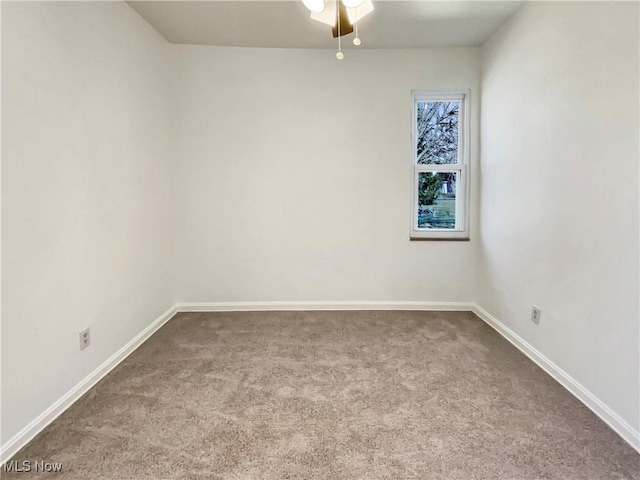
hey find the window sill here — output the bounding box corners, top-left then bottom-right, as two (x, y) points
(410, 236), (470, 242)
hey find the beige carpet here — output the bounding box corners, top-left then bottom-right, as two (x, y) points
(4, 311), (639, 479)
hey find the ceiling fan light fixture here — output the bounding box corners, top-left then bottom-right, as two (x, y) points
(310, 0), (337, 26)
(341, 0), (364, 8)
(346, 0), (374, 24)
(302, 0), (326, 14)
(304, 0), (374, 58)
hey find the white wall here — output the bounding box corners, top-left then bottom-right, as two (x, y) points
(479, 1), (639, 433)
(5, 0), (637, 458)
(173, 46), (480, 303)
(1, 2), (174, 443)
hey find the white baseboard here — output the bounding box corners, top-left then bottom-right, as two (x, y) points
(1, 300), (467, 464)
(176, 301), (474, 312)
(3, 301), (637, 463)
(472, 304), (640, 453)
(0, 305), (178, 464)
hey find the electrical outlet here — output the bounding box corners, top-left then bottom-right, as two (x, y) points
(79, 328), (90, 350)
(531, 306), (541, 325)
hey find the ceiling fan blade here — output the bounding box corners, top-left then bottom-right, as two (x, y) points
(332, 1), (354, 38)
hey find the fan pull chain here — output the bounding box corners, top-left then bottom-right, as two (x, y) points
(336, 1), (344, 60)
(353, 6), (361, 45)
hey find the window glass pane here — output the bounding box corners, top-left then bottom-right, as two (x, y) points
(417, 172), (457, 229)
(416, 101), (459, 165)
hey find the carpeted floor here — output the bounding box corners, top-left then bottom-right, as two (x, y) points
(4, 311), (639, 479)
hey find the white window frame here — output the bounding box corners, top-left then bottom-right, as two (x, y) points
(410, 90), (470, 240)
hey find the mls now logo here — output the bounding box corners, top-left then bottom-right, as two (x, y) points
(3, 460), (63, 473)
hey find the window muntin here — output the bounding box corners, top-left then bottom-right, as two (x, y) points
(411, 92), (469, 240)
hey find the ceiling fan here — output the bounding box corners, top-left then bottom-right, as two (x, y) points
(300, 0), (374, 59)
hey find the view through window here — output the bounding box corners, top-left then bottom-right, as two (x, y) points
(411, 92), (468, 239)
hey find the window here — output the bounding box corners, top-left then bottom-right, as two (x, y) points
(410, 91), (469, 240)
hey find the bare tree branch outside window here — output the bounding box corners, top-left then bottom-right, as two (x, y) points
(416, 101), (459, 165)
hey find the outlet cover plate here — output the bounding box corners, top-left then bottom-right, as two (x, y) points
(531, 306), (541, 325)
(79, 328), (90, 350)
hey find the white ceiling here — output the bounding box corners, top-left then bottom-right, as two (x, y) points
(127, 1), (523, 49)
